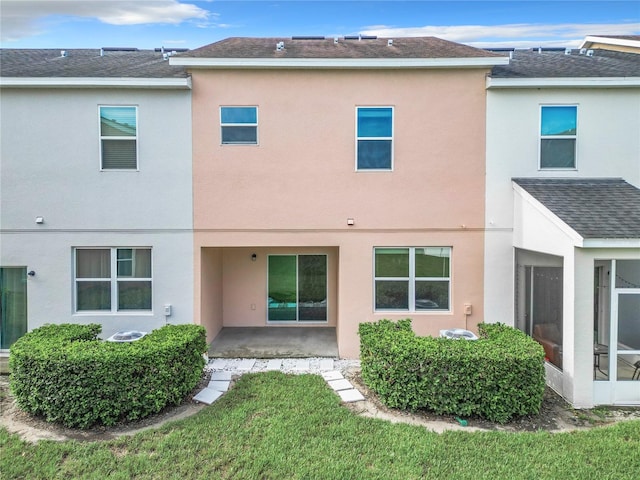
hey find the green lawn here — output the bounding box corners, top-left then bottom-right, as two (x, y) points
(2, 372), (639, 479)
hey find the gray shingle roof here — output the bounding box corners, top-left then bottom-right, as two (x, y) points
(0, 49), (187, 78)
(179, 36), (506, 59)
(513, 178), (640, 239)
(491, 49), (640, 78)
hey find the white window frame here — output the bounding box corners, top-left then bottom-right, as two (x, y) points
(355, 106), (394, 171)
(373, 247), (451, 313)
(538, 104), (578, 171)
(74, 247), (152, 314)
(220, 106), (259, 145)
(99, 105), (139, 171)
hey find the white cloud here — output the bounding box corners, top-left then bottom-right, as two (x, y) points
(360, 23), (640, 48)
(1, 0), (209, 42)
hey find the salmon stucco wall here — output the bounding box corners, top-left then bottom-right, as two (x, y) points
(191, 67), (488, 357)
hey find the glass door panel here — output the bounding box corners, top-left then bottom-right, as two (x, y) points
(268, 256), (297, 321)
(616, 293), (640, 381)
(0, 267), (28, 349)
(298, 255), (327, 322)
(268, 255), (327, 323)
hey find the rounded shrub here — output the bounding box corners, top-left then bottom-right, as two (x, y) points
(359, 319), (546, 423)
(9, 323), (207, 428)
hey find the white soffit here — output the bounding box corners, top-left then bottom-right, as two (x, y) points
(0, 77), (192, 89)
(512, 182), (584, 246)
(487, 77), (640, 88)
(170, 57), (510, 69)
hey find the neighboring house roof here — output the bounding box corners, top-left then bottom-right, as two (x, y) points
(512, 178), (640, 239)
(171, 36), (509, 68)
(0, 49), (188, 77)
(580, 35), (640, 53)
(0, 48), (190, 88)
(491, 48), (640, 78)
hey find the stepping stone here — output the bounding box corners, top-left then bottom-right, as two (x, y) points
(338, 389), (365, 403)
(208, 380), (230, 392)
(193, 388), (223, 405)
(266, 359), (282, 371)
(210, 359), (227, 370)
(321, 370), (343, 381)
(210, 371), (232, 381)
(294, 359), (310, 371)
(237, 359), (256, 371)
(319, 359), (334, 371)
(328, 379), (353, 391)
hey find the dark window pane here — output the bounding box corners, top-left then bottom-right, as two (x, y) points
(221, 107), (257, 124)
(222, 126), (257, 144)
(540, 139), (575, 168)
(415, 247), (450, 278)
(375, 280), (409, 309)
(415, 281), (449, 310)
(76, 249), (110, 278)
(102, 139), (137, 169)
(357, 140), (392, 169)
(77, 281), (111, 310)
(358, 108), (392, 137)
(375, 248), (409, 277)
(118, 281), (152, 310)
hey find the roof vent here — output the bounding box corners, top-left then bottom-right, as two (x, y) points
(579, 48), (587, 55)
(586, 49), (594, 57)
(60, 50), (67, 57)
(334, 37), (339, 44)
(564, 47), (571, 55)
(387, 39), (393, 47)
(276, 41), (285, 51)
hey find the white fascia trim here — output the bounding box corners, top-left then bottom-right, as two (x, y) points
(512, 182), (584, 246)
(0, 77), (192, 89)
(582, 238), (640, 248)
(487, 77), (640, 89)
(170, 57), (510, 69)
(580, 36), (640, 49)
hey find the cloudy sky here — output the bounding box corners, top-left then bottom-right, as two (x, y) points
(1, 0), (638, 49)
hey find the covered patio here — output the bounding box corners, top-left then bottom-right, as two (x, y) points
(207, 327), (339, 358)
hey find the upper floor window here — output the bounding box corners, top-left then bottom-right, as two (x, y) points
(99, 106), (138, 170)
(540, 105), (577, 169)
(357, 107), (393, 170)
(374, 247), (450, 312)
(221, 106), (258, 144)
(75, 247), (152, 313)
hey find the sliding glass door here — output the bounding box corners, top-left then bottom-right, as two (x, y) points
(0, 267), (28, 349)
(268, 255), (327, 322)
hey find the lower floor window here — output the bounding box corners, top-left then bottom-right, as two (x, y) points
(374, 247), (451, 311)
(75, 247), (152, 312)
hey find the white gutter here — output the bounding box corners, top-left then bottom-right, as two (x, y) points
(582, 238), (640, 248)
(487, 76), (640, 89)
(0, 77), (192, 89)
(170, 56), (510, 69)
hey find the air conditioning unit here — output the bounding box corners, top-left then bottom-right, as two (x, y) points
(439, 328), (478, 341)
(106, 330), (147, 342)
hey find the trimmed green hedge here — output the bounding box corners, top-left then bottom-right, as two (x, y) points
(9, 323), (207, 428)
(359, 319), (545, 423)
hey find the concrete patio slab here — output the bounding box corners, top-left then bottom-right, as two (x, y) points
(321, 370), (344, 381)
(237, 359), (256, 371)
(210, 371), (232, 381)
(294, 359), (310, 371)
(210, 359), (227, 370)
(319, 358), (334, 371)
(266, 359), (282, 371)
(193, 388), (223, 405)
(328, 379), (353, 391)
(208, 380), (230, 392)
(338, 389), (365, 403)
